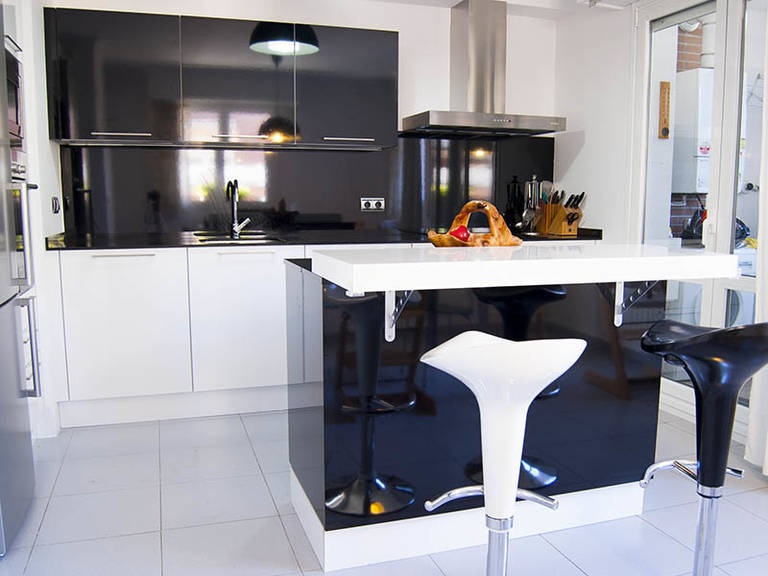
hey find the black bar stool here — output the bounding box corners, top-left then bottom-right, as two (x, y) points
(640, 319), (768, 576)
(324, 286), (415, 516)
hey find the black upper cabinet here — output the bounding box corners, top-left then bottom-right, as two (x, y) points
(46, 9), (181, 142)
(44, 10), (398, 148)
(180, 17), (295, 145)
(295, 26), (398, 148)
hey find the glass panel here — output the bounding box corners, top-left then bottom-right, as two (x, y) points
(644, 5), (717, 248)
(726, 289), (756, 406)
(734, 0), (765, 277)
(661, 281), (703, 383)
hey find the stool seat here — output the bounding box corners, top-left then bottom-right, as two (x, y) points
(641, 320), (768, 488)
(421, 331), (586, 520)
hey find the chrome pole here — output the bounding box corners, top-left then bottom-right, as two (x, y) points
(486, 516), (512, 576)
(487, 529), (508, 576)
(693, 492), (720, 576)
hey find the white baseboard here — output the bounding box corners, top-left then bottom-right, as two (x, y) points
(58, 383), (319, 428)
(660, 377), (749, 445)
(290, 468), (643, 572)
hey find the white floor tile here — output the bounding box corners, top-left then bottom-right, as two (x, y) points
(656, 424), (697, 461)
(431, 535), (585, 576)
(25, 532), (161, 576)
(10, 499), (48, 550)
(160, 416), (249, 451)
(316, 555), (444, 576)
(32, 460), (60, 499)
(242, 412), (289, 443)
(643, 468), (699, 512)
(67, 423), (158, 460)
(280, 514), (320, 573)
(727, 488), (768, 521)
(723, 451), (768, 496)
(32, 431), (72, 463)
(53, 452), (159, 496)
(719, 553), (768, 576)
(161, 443), (261, 484)
(642, 500), (768, 565)
(0, 547), (31, 576)
(265, 472), (293, 515)
(542, 516), (693, 576)
(251, 439), (289, 474)
(162, 517), (298, 576)
(36, 486), (160, 545)
(674, 569), (728, 576)
(161, 475), (276, 529)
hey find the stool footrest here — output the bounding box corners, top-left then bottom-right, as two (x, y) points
(424, 485), (483, 512)
(640, 459), (744, 489)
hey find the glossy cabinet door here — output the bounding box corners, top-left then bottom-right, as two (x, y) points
(60, 249), (193, 400)
(295, 25), (398, 148)
(188, 245), (305, 391)
(181, 17), (295, 145)
(48, 8), (181, 141)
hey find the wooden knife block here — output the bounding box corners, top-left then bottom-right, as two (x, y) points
(534, 204), (582, 237)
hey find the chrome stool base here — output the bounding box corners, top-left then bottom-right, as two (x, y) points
(465, 455), (558, 490)
(325, 474), (415, 517)
(693, 488), (721, 576)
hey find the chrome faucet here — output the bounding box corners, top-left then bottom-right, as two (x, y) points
(227, 179), (251, 239)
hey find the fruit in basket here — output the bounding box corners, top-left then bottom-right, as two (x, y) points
(427, 201), (523, 247)
(448, 225), (470, 242)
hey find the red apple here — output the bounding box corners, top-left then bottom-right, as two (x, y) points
(449, 225), (470, 242)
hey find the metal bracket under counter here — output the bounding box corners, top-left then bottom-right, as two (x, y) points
(613, 280), (661, 327)
(384, 290), (414, 342)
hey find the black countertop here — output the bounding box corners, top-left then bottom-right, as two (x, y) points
(45, 228), (603, 250)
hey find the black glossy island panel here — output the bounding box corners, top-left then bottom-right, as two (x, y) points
(285, 259), (666, 531)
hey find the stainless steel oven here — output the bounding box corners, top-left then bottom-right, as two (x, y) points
(6, 37), (25, 181)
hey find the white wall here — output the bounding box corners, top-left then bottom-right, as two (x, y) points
(553, 6), (635, 241)
(506, 15), (557, 115)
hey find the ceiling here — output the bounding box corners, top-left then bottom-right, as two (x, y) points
(370, 0), (635, 16)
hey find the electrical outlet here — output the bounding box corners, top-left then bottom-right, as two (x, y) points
(360, 197), (385, 212)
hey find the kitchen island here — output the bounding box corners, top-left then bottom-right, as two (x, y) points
(284, 243), (738, 571)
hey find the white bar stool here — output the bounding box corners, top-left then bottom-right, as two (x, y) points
(420, 331), (586, 576)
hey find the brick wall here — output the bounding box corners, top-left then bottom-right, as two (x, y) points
(670, 193), (707, 236)
(677, 27), (703, 72)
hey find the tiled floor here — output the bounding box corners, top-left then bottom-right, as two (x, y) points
(2, 411), (766, 575)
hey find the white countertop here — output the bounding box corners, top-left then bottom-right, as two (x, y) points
(310, 243), (739, 292)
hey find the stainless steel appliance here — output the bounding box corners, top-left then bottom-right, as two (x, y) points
(5, 36), (23, 182)
(400, 0), (565, 137)
(0, 2), (35, 556)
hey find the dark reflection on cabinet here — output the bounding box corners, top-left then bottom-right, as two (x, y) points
(287, 260), (666, 530)
(295, 26), (398, 148)
(46, 9), (181, 141)
(181, 17), (295, 145)
(59, 146), (398, 236)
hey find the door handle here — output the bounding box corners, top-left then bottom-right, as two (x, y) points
(323, 137), (376, 142)
(90, 131), (152, 137)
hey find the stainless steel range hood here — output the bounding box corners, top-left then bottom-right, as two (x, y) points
(401, 0), (565, 137)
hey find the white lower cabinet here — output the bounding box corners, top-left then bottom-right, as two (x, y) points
(60, 249), (193, 400)
(187, 245), (304, 391)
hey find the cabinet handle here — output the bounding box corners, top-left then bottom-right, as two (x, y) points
(91, 253), (156, 258)
(212, 134), (269, 139)
(323, 137), (376, 142)
(90, 131), (153, 137)
(216, 251), (275, 257)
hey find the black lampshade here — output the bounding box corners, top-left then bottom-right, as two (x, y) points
(249, 22), (319, 56)
(259, 115), (296, 143)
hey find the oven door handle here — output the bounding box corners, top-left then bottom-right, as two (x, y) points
(7, 182), (33, 288)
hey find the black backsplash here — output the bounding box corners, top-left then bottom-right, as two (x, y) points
(59, 138), (554, 236)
